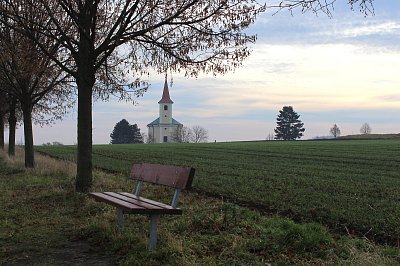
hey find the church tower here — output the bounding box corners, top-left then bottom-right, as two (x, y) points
(158, 78), (173, 125)
(147, 76), (182, 143)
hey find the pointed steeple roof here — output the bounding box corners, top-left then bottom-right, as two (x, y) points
(158, 75), (174, 104)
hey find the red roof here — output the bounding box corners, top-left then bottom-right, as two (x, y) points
(158, 77), (174, 104)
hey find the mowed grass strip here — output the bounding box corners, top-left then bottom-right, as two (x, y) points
(36, 140), (400, 243)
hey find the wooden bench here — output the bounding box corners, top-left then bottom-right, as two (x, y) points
(88, 163), (195, 250)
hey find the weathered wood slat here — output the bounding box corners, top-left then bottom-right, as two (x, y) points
(89, 192), (145, 212)
(118, 192), (179, 210)
(130, 163), (195, 190)
(105, 192), (179, 212)
(89, 192), (182, 215)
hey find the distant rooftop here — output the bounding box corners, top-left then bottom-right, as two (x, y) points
(147, 117), (182, 127)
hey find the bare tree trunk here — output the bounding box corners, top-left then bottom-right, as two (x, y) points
(75, 78), (93, 193)
(0, 113), (4, 151)
(75, 17), (96, 192)
(8, 100), (16, 157)
(22, 103), (34, 168)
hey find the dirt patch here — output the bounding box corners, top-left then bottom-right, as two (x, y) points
(2, 239), (117, 265)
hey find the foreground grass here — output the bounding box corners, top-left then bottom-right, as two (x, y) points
(1, 149), (399, 265)
(37, 140), (400, 244)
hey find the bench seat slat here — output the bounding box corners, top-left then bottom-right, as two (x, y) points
(89, 192), (145, 212)
(89, 192), (182, 215)
(104, 192), (166, 210)
(118, 192), (178, 210)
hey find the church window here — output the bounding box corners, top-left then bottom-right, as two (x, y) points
(164, 105), (168, 110)
(165, 128), (167, 130)
(163, 136), (168, 142)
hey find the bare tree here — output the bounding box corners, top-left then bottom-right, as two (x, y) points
(266, 133), (274, 141)
(172, 126), (193, 143)
(0, 0), (264, 192)
(269, 0), (374, 17)
(330, 124), (341, 138)
(0, 91), (8, 151)
(0, 113), (3, 151)
(0, 88), (21, 157)
(146, 133), (155, 144)
(191, 125), (209, 143)
(7, 98), (18, 157)
(360, 123), (371, 134)
(0, 12), (72, 168)
(140, 132), (147, 144)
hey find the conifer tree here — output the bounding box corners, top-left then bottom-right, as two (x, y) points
(274, 106), (305, 140)
(110, 119), (143, 144)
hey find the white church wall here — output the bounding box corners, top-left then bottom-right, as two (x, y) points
(159, 103), (172, 124)
(148, 124), (180, 143)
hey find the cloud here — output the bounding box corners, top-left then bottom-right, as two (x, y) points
(377, 94), (400, 102)
(193, 43), (400, 110)
(339, 22), (400, 37)
(253, 4), (400, 51)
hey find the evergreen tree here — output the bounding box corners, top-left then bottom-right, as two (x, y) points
(274, 106), (305, 140)
(110, 119), (143, 144)
(131, 124), (144, 144)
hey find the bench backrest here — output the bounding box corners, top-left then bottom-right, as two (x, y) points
(130, 163), (195, 190)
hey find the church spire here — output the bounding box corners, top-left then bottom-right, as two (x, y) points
(158, 74), (174, 104)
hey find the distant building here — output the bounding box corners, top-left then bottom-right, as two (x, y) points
(147, 77), (182, 143)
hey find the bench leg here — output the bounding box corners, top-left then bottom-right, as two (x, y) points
(116, 208), (124, 228)
(148, 214), (159, 251)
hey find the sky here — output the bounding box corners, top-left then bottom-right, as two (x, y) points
(6, 0), (400, 145)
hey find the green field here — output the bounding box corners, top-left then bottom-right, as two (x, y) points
(339, 133), (400, 140)
(37, 140), (400, 244)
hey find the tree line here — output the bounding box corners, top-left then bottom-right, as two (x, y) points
(110, 119), (208, 144)
(329, 122), (372, 138)
(0, 0), (372, 193)
(271, 105), (373, 140)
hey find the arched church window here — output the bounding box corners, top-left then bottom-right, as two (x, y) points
(164, 105), (168, 110)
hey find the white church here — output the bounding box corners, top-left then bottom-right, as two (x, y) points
(147, 77), (182, 143)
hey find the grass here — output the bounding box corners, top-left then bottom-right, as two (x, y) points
(36, 140), (400, 245)
(338, 133), (400, 140)
(1, 147), (399, 264)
